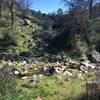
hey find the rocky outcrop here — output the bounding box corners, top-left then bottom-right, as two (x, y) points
(1, 54), (96, 83)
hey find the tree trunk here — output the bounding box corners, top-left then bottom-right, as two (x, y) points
(0, 0), (2, 17)
(10, 0), (14, 29)
(89, 0), (93, 20)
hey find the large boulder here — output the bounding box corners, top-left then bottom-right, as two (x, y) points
(20, 18), (31, 26)
(88, 51), (100, 63)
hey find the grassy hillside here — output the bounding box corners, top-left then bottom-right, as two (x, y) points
(0, 9), (57, 57)
(0, 6), (100, 58)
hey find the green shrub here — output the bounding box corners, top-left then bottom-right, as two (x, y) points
(0, 66), (16, 99)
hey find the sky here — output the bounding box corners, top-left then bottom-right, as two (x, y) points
(30, 0), (65, 14)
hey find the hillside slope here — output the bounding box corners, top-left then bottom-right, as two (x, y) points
(0, 9), (54, 56)
(0, 3), (100, 58)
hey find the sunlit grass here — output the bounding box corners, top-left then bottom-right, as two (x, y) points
(16, 75), (87, 100)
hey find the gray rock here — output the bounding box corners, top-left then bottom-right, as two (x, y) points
(55, 67), (62, 74)
(61, 65), (67, 71)
(63, 70), (72, 77)
(80, 61), (95, 73)
(24, 18), (31, 26)
(21, 76), (29, 80)
(13, 70), (20, 75)
(88, 51), (100, 63)
(64, 62), (69, 66)
(80, 65), (88, 73)
(20, 18), (31, 26)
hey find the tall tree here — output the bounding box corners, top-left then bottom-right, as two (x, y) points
(63, 0), (90, 48)
(16, 0), (31, 17)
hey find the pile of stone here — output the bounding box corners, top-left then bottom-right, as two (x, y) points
(79, 59), (95, 73)
(42, 57), (96, 76)
(7, 51), (100, 82)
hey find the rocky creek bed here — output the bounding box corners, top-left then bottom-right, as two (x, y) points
(1, 50), (100, 82)
(0, 50), (100, 100)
